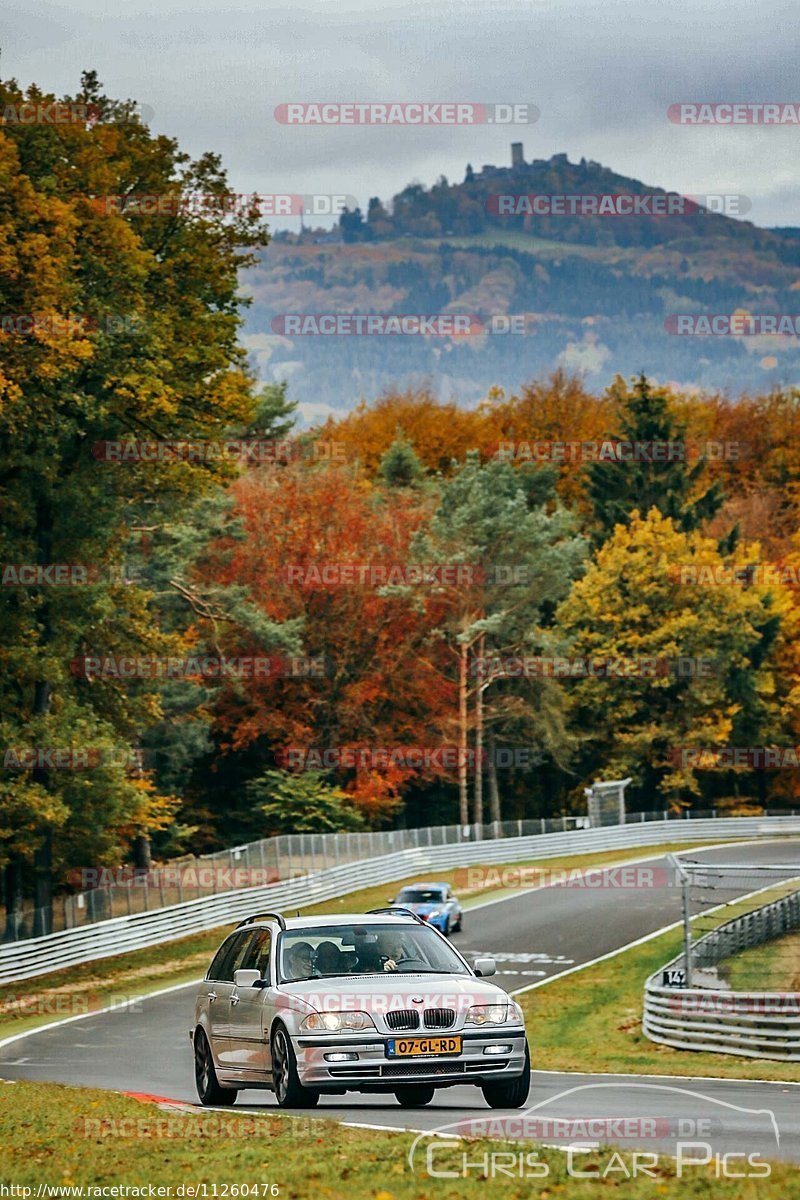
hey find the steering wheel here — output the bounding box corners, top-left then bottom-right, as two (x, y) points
(382, 954), (427, 969)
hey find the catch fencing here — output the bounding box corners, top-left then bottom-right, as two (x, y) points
(1, 813), (797, 985)
(644, 882), (800, 1060)
(4, 807), (797, 941)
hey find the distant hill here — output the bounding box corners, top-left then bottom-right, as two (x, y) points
(242, 149), (800, 418)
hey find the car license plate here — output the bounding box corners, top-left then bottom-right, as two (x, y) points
(386, 1036), (462, 1057)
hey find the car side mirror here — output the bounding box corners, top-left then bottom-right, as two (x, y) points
(473, 956), (496, 978)
(234, 968), (263, 988)
(387, 898), (395, 904)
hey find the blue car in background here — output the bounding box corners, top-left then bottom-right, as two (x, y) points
(388, 881), (463, 935)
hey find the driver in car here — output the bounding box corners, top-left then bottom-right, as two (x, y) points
(353, 934), (399, 972)
(284, 940), (315, 980)
(380, 935), (408, 971)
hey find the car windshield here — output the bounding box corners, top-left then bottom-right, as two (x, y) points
(279, 922), (469, 981)
(396, 888), (445, 904)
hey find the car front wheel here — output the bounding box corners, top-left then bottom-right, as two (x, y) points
(394, 1084), (435, 1107)
(194, 1028), (237, 1107)
(271, 1025), (320, 1108)
(480, 1041), (530, 1109)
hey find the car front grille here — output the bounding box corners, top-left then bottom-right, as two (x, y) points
(423, 1007), (456, 1029)
(385, 1009), (421, 1030)
(381, 1061), (465, 1077)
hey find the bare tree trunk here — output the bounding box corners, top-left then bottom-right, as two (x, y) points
(32, 497), (55, 937)
(473, 634), (485, 831)
(32, 829), (53, 936)
(488, 731), (501, 824)
(31, 675), (53, 937)
(458, 640), (469, 826)
(3, 858), (24, 942)
(133, 834), (152, 872)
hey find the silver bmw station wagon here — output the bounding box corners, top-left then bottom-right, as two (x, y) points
(191, 908), (531, 1109)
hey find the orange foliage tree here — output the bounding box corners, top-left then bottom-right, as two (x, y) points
(200, 464), (455, 823)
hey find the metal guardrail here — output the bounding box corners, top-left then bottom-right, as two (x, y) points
(6, 807), (798, 941)
(1, 814), (797, 985)
(692, 888), (800, 970)
(644, 885), (800, 1061)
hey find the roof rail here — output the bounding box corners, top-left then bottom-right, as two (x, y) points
(236, 911), (287, 931)
(366, 906), (426, 925)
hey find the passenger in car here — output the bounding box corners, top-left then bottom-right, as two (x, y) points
(284, 940), (315, 980)
(314, 940), (344, 974)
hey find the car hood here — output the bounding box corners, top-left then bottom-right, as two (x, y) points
(402, 902), (442, 915)
(278, 973), (506, 1013)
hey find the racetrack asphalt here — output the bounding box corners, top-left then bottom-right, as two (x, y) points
(2, 839), (799, 1165)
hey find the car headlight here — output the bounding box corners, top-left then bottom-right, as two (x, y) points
(299, 1011), (376, 1033)
(465, 1002), (523, 1026)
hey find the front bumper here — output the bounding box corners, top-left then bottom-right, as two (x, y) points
(292, 1027), (528, 1090)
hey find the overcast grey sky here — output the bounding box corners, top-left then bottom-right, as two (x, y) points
(2, 0), (798, 228)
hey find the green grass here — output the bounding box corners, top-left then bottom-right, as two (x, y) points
(518, 879), (800, 1083)
(0, 840), (730, 1042)
(722, 928), (800, 992)
(0, 1078), (796, 1198)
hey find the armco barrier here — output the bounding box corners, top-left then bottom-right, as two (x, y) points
(2, 815), (798, 985)
(12, 807), (796, 940)
(644, 885), (800, 1061)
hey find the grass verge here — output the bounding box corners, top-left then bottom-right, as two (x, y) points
(518, 879), (800, 1083)
(722, 927), (800, 992)
(0, 840), (732, 1042)
(0, 1078), (796, 1198)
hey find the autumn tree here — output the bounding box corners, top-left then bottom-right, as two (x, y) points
(411, 454), (586, 824)
(0, 71), (269, 931)
(587, 374), (725, 544)
(319, 389), (492, 478)
(555, 509), (792, 811)
(198, 463), (454, 829)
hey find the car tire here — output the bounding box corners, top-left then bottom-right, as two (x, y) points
(480, 1041), (531, 1109)
(394, 1085), (435, 1107)
(194, 1028), (238, 1107)
(443, 917), (451, 937)
(454, 912), (463, 932)
(271, 1024), (320, 1109)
